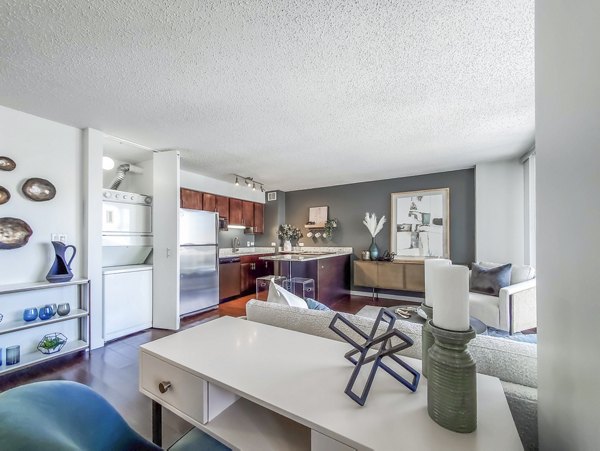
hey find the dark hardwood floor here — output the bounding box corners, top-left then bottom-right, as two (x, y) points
(0, 293), (403, 447)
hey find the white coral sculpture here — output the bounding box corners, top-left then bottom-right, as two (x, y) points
(363, 212), (386, 237)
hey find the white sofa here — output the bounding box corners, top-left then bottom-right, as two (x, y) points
(245, 300), (538, 450)
(469, 262), (537, 334)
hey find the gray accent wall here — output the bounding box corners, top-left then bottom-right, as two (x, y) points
(285, 168), (475, 280)
(255, 190), (286, 247)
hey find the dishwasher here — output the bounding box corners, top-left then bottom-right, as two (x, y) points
(219, 257), (241, 301)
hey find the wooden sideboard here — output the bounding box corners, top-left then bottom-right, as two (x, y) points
(354, 259), (425, 292)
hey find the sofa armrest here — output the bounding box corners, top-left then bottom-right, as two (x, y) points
(499, 281), (537, 334)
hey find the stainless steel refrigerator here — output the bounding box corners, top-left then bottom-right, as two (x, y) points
(179, 209), (219, 315)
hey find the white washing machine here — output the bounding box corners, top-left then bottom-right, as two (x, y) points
(103, 265), (153, 341)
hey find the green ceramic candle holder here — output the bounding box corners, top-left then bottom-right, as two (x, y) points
(420, 303), (434, 378)
(427, 320), (477, 433)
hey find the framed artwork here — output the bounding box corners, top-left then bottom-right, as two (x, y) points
(308, 206), (328, 226)
(390, 188), (449, 258)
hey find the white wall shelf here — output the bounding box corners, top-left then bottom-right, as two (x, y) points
(0, 279), (90, 376)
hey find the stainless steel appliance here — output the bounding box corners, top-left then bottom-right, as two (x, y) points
(102, 189), (153, 266)
(219, 257), (241, 300)
(180, 209), (219, 315)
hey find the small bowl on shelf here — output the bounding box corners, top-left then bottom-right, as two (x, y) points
(47, 303), (58, 317)
(38, 306), (53, 321)
(23, 307), (38, 322)
(57, 303), (71, 316)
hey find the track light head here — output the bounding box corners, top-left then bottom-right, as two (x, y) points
(235, 177), (239, 186)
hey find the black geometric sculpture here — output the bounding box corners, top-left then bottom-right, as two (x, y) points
(329, 308), (420, 406)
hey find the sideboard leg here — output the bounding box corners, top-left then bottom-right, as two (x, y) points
(152, 400), (162, 446)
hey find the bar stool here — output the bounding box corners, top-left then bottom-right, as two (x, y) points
(255, 275), (286, 300)
(284, 277), (315, 299)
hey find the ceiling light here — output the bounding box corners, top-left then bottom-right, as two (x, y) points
(246, 179), (252, 187)
(252, 183), (256, 191)
(102, 156), (115, 170)
(233, 174), (265, 192)
(235, 177), (239, 186)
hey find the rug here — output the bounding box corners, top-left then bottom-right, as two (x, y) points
(356, 305), (537, 344)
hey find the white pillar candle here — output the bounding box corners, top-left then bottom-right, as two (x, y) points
(432, 265), (470, 331)
(424, 258), (452, 307)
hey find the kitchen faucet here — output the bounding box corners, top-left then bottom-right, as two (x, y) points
(232, 237), (240, 253)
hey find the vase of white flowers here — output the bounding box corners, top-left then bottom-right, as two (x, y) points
(363, 212), (386, 260)
(278, 224), (303, 251)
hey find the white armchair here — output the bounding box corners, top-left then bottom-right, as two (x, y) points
(469, 262), (536, 334)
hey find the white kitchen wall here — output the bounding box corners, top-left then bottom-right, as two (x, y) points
(180, 170), (265, 203)
(475, 159), (525, 265)
(0, 105), (83, 284)
(537, 1), (600, 449)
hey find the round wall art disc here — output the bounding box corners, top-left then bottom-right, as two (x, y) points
(0, 217), (33, 249)
(0, 156), (16, 171)
(22, 178), (56, 202)
(0, 186), (10, 205)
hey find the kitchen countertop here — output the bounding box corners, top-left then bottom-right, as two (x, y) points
(259, 250), (352, 262)
(219, 247), (275, 258)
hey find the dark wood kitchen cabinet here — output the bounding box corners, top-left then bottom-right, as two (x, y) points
(253, 203), (264, 234)
(229, 198), (243, 225)
(242, 201), (255, 228)
(180, 188), (202, 210)
(216, 195), (229, 220)
(240, 254), (275, 295)
(202, 192), (216, 212)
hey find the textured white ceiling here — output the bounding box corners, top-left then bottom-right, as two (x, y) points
(0, 1), (534, 191)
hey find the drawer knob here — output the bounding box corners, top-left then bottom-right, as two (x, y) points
(158, 381), (172, 393)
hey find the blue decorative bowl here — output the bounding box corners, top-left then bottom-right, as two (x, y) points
(38, 306), (53, 321)
(23, 307), (38, 322)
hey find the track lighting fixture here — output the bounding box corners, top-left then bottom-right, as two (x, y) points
(233, 174), (265, 192)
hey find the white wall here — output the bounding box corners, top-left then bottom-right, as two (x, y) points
(475, 159), (525, 265)
(537, 2), (600, 450)
(102, 158), (154, 194)
(0, 105), (83, 284)
(181, 170), (265, 204)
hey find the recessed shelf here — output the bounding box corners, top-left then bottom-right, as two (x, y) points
(0, 309), (88, 335)
(304, 224), (337, 229)
(0, 278), (89, 295)
(0, 340), (88, 376)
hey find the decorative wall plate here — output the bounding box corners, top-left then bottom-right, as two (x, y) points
(0, 217), (33, 249)
(22, 178), (56, 201)
(0, 156), (16, 171)
(0, 186), (10, 205)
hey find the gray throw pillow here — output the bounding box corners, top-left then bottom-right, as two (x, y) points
(470, 262), (512, 296)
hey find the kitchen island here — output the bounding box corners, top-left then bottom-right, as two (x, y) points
(260, 248), (352, 305)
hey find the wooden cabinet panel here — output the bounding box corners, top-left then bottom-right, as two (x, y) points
(216, 195), (229, 220)
(242, 201), (254, 228)
(253, 203), (264, 234)
(202, 193), (216, 212)
(229, 198), (243, 225)
(180, 188), (202, 210)
(404, 264), (425, 292)
(377, 263), (405, 290)
(354, 261), (378, 288)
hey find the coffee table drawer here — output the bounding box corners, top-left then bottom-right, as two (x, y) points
(140, 352), (208, 424)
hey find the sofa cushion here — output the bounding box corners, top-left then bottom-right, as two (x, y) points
(479, 261), (535, 285)
(469, 292), (500, 329)
(305, 298), (331, 311)
(470, 262), (512, 296)
(267, 283), (307, 309)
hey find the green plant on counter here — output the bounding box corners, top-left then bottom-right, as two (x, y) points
(323, 218), (338, 239)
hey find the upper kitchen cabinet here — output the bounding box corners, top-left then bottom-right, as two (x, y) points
(202, 192), (216, 212)
(242, 201), (254, 228)
(253, 203), (264, 234)
(229, 198), (243, 224)
(180, 188), (202, 210)
(215, 195), (229, 220)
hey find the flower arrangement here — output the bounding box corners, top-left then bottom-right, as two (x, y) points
(363, 212), (386, 237)
(278, 224), (303, 241)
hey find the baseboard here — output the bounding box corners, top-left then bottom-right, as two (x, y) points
(350, 290), (423, 303)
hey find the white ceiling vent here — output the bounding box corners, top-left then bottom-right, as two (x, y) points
(267, 192), (277, 202)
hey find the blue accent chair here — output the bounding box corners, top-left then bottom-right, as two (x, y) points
(0, 381), (229, 451)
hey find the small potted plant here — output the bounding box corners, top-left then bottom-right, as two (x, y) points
(323, 218), (338, 239)
(278, 224), (303, 252)
(37, 332), (67, 355)
(363, 212), (386, 260)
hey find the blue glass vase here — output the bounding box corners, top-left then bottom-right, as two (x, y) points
(39, 306), (53, 321)
(369, 238), (380, 261)
(23, 307), (38, 322)
(46, 241), (76, 283)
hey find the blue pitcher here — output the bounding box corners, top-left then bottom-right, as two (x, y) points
(46, 241), (76, 283)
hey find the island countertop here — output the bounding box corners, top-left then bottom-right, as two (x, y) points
(259, 250), (352, 262)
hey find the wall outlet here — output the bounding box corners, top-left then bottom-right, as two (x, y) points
(51, 233), (67, 243)
(250, 241), (254, 246)
(246, 241), (250, 247)
(51, 234), (59, 242)
(271, 242), (277, 247)
(299, 242), (305, 247)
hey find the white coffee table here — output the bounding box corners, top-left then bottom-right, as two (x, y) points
(139, 316), (522, 451)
